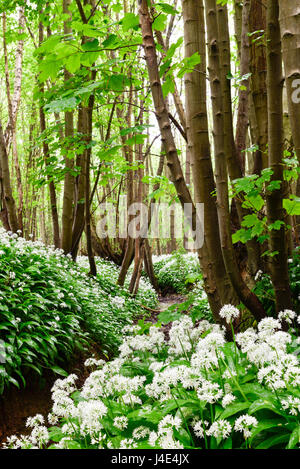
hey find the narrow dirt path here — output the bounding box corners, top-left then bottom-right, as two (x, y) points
(159, 294), (186, 311)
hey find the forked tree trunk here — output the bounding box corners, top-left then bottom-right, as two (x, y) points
(204, 0), (266, 321)
(218, 1), (262, 277)
(182, 0), (238, 312)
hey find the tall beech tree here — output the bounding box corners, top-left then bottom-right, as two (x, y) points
(38, 18), (61, 249)
(266, 0), (293, 312)
(182, 0), (238, 310)
(249, 0), (268, 174)
(203, 0), (266, 321)
(61, 0), (75, 255)
(279, 0), (300, 163)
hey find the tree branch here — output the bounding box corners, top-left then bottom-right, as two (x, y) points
(75, 0), (88, 24)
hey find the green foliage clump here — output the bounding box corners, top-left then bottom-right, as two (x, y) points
(253, 248), (300, 315)
(152, 251), (201, 294)
(77, 256), (158, 308)
(0, 230), (157, 393)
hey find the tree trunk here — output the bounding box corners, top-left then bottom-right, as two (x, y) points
(249, 0), (268, 174)
(235, 0), (251, 173)
(139, 0), (232, 318)
(204, 0), (266, 322)
(61, 0), (75, 254)
(266, 0), (293, 312)
(71, 106), (87, 259)
(0, 121), (19, 233)
(2, 8), (25, 233)
(85, 93), (97, 276)
(39, 21), (60, 249)
(279, 0), (300, 163)
(182, 0), (238, 313)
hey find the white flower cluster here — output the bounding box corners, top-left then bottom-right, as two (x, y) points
(234, 415), (258, 439)
(4, 309), (300, 450)
(236, 317), (300, 390)
(219, 304), (240, 324)
(119, 325), (165, 356)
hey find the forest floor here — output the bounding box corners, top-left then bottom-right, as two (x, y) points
(0, 345), (104, 445)
(0, 294), (185, 445)
(134, 293), (186, 340)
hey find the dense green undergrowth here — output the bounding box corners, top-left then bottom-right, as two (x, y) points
(0, 230), (157, 394)
(152, 251), (201, 294)
(254, 247), (300, 315)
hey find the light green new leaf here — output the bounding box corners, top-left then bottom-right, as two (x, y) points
(283, 197), (300, 216)
(152, 14), (168, 31)
(122, 13), (140, 32)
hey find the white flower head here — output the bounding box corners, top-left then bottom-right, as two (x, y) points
(234, 414), (258, 439)
(206, 419), (232, 439)
(219, 304), (240, 324)
(278, 309), (296, 325)
(113, 416), (128, 431)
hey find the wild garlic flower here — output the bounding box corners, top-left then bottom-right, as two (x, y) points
(30, 426), (49, 447)
(192, 419), (208, 439)
(236, 329), (257, 352)
(132, 426), (150, 440)
(158, 415), (182, 435)
(113, 416), (128, 430)
(77, 400), (107, 435)
(281, 396), (300, 416)
(120, 438), (137, 449)
(219, 304), (240, 324)
(26, 414), (44, 428)
(222, 393), (236, 408)
(148, 431), (158, 447)
(84, 357), (105, 368)
(234, 415), (258, 439)
(111, 296), (125, 309)
(257, 318), (281, 337)
(196, 380), (223, 404)
(158, 434), (184, 449)
(206, 420), (232, 439)
(278, 310), (296, 325)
